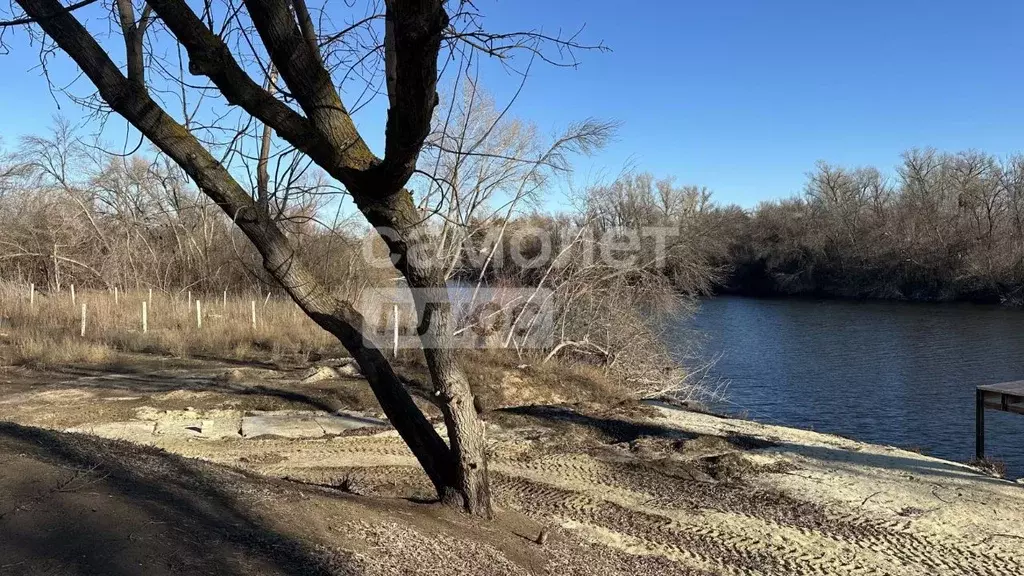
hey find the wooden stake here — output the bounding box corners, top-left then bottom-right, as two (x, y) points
(114, 286), (119, 305)
(196, 300), (202, 329)
(223, 290), (227, 309)
(29, 283), (34, 309)
(70, 284), (75, 306)
(142, 301), (148, 334)
(148, 287), (152, 305)
(80, 303), (86, 337)
(251, 300), (257, 329)
(393, 303), (400, 358)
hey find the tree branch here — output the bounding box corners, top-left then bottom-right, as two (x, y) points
(146, 0), (329, 165)
(114, 0), (144, 88)
(243, 0), (378, 178)
(0, 0), (96, 27)
(291, 0), (322, 66)
(380, 0), (447, 190)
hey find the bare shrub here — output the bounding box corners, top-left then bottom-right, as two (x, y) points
(968, 457), (1007, 478)
(0, 121), (390, 297)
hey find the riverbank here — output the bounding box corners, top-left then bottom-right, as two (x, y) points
(0, 354), (1021, 575)
(714, 282), (1024, 306)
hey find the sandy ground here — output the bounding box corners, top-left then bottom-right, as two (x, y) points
(1, 356), (1022, 575)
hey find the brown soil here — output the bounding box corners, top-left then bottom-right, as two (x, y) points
(0, 422), (705, 576)
(1, 353), (1022, 575)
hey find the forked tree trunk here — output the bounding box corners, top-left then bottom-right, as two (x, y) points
(14, 0), (492, 516)
(357, 191), (493, 515)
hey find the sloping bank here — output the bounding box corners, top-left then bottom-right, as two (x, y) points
(0, 367), (1022, 575)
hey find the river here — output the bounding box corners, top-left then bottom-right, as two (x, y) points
(668, 296), (1024, 478)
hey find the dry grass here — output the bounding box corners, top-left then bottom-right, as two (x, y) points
(395, 348), (626, 409)
(968, 457), (1007, 478)
(0, 282), (677, 407)
(0, 282), (362, 366)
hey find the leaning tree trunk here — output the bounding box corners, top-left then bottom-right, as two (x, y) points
(266, 216), (490, 515)
(14, 0), (493, 516)
(255, 228), (460, 499)
(358, 191), (492, 516)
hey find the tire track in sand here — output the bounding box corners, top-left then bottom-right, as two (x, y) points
(491, 453), (1021, 576)
(157, 425), (1022, 575)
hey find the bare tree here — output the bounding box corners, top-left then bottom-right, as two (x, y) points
(414, 78), (612, 285)
(2, 0), (601, 516)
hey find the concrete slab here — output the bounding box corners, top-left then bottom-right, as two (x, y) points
(154, 417), (241, 439)
(315, 411), (388, 435)
(301, 366), (339, 383)
(242, 412), (325, 438)
(300, 362), (362, 383)
(371, 423), (447, 439)
(335, 363), (361, 378)
(200, 415), (244, 439)
(241, 410), (388, 438)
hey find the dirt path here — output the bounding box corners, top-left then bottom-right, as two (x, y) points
(1, 360), (1022, 575)
(2, 421), (680, 576)
(0, 423), (333, 576)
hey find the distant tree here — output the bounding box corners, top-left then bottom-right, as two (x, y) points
(721, 149), (1024, 303)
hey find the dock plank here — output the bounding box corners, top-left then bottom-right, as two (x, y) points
(976, 380), (1024, 458)
(978, 380), (1024, 395)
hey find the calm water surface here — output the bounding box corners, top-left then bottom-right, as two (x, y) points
(668, 296), (1024, 478)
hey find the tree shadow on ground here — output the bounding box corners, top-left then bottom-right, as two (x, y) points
(768, 439), (1017, 487)
(0, 422), (351, 576)
(43, 361), (440, 417)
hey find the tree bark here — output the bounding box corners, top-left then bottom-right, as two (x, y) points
(356, 190), (493, 515)
(420, 305), (492, 515)
(14, 0), (493, 516)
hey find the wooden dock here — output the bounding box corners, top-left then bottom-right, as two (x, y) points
(976, 381), (1024, 459)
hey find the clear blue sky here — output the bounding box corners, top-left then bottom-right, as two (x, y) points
(475, 0), (1024, 207)
(1, 0), (1022, 208)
